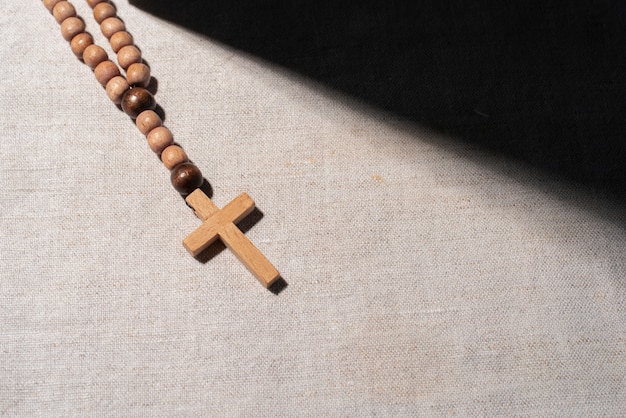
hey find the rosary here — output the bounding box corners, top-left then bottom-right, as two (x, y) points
(42, 0), (281, 289)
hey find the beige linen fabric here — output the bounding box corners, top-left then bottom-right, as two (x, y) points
(1, 1), (625, 416)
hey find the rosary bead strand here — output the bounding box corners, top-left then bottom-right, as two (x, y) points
(44, 0), (203, 196)
(85, 0), (202, 194)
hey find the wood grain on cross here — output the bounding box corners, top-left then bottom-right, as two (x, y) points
(183, 189), (280, 288)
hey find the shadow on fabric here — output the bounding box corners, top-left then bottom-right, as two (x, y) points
(130, 0), (626, 198)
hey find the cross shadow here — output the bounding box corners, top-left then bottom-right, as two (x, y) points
(130, 0), (626, 200)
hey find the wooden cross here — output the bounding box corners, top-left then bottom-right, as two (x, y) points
(183, 189), (280, 288)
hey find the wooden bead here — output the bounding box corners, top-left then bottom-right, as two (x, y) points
(70, 32), (93, 58)
(52, 1), (76, 23)
(146, 126), (174, 154)
(135, 110), (162, 135)
(109, 31), (133, 53)
(82, 44), (108, 69)
(126, 62), (151, 87)
(161, 145), (189, 170)
(105, 76), (129, 104)
(86, 0), (107, 9)
(94, 60), (120, 86)
(170, 162), (203, 195)
(117, 45), (142, 70)
(100, 17), (125, 39)
(93, 2), (116, 24)
(43, 0), (63, 12)
(121, 87), (156, 118)
(60, 17), (85, 41)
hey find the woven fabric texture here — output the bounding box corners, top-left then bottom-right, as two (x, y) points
(1, 1), (625, 416)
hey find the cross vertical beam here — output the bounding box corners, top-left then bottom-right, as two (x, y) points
(183, 189), (280, 288)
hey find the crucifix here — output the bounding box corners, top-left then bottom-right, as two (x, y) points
(42, 0), (282, 289)
(183, 189), (281, 288)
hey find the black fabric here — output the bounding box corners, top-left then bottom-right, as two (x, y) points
(131, 0), (626, 196)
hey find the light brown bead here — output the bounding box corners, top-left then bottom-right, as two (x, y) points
(161, 145), (189, 170)
(52, 1), (76, 23)
(43, 0), (63, 12)
(60, 17), (85, 41)
(94, 60), (120, 86)
(117, 45), (142, 70)
(93, 2), (116, 24)
(146, 126), (174, 154)
(86, 0), (107, 8)
(70, 32), (93, 58)
(109, 31), (133, 53)
(170, 162), (203, 195)
(105, 76), (129, 104)
(135, 110), (162, 135)
(121, 87), (156, 118)
(82, 44), (108, 69)
(126, 62), (151, 87)
(100, 17), (125, 39)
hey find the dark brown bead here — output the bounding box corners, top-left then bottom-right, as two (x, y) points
(170, 162), (203, 195)
(121, 87), (156, 118)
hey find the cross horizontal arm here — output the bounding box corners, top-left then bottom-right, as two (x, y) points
(183, 193), (255, 256)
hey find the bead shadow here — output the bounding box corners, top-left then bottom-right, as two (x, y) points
(268, 277), (288, 295)
(145, 71), (158, 95)
(198, 177), (214, 200)
(130, 0), (626, 199)
(152, 103), (166, 123)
